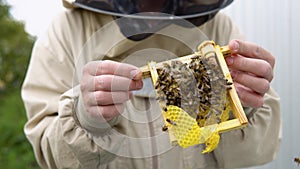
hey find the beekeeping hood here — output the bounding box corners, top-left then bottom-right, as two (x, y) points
(63, 0), (233, 40)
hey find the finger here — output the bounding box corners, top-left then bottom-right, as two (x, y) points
(87, 91), (132, 106)
(226, 55), (273, 81)
(95, 75), (143, 91)
(84, 60), (142, 80)
(229, 39), (275, 68)
(230, 70), (270, 95)
(87, 103), (125, 121)
(85, 91), (129, 106)
(234, 83), (264, 108)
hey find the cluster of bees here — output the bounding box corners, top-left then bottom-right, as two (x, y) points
(155, 53), (233, 129)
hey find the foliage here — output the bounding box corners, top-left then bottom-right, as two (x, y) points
(0, 90), (39, 169)
(0, 0), (39, 168)
(0, 0), (35, 94)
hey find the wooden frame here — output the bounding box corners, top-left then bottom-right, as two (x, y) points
(140, 41), (248, 145)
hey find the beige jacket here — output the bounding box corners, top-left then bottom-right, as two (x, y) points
(21, 9), (281, 169)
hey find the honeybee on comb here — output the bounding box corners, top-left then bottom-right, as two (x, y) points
(155, 53), (232, 129)
(155, 60), (199, 118)
(189, 54), (229, 126)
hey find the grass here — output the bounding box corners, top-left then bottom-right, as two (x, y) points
(0, 89), (40, 169)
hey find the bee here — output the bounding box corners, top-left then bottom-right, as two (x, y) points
(162, 125), (168, 132)
(295, 157), (300, 165)
(162, 118), (177, 132)
(226, 85), (232, 90)
(226, 80), (233, 90)
(166, 118), (177, 126)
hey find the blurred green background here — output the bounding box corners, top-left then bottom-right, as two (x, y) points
(0, 0), (39, 168)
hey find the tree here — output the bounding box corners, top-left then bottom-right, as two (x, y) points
(0, 0), (35, 94)
(0, 0), (38, 168)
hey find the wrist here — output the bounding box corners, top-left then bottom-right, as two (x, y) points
(75, 94), (120, 134)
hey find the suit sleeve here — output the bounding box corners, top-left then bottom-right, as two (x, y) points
(21, 15), (120, 169)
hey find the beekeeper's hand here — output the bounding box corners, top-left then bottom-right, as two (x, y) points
(80, 60), (143, 122)
(226, 39), (275, 108)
